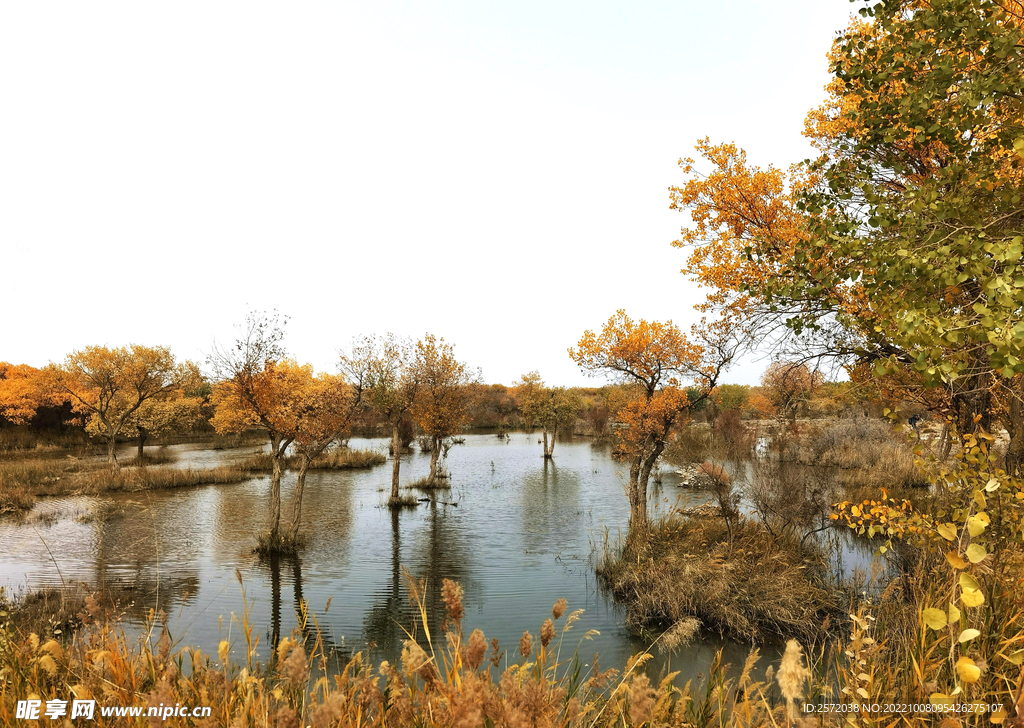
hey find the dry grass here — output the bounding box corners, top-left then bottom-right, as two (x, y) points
(806, 418), (929, 488)
(404, 473), (451, 490)
(0, 573), (798, 728)
(0, 458), (248, 514)
(253, 530), (308, 556)
(120, 449), (176, 467)
(238, 448), (386, 473)
(76, 466), (248, 494)
(0, 428), (92, 453)
(598, 513), (841, 644)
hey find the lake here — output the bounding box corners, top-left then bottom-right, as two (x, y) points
(0, 432), (878, 683)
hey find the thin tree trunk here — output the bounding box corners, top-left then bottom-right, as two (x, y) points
(289, 458), (310, 542)
(542, 430), (551, 458)
(107, 437), (118, 471)
(390, 424), (401, 503)
(1005, 387), (1024, 477)
(429, 437), (440, 482)
(269, 438), (283, 542)
(137, 428), (148, 460)
(546, 426), (557, 458)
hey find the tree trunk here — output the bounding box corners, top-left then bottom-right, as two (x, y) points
(1004, 386), (1024, 477)
(289, 458), (310, 542)
(625, 462), (648, 553)
(137, 428), (148, 460)
(390, 424), (401, 503)
(107, 437), (118, 471)
(544, 427), (556, 458)
(269, 438), (283, 542)
(429, 437), (440, 483)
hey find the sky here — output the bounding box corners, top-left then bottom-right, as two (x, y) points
(1, 1), (856, 387)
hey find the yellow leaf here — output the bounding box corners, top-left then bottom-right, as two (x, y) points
(961, 588), (985, 607)
(945, 552), (967, 569)
(959, 573), (981, 590)
(966, 543), (987, 563)
(851, 505), (861, 517)
(856, 687), (870, 699)
(967, 513), (990, 536)
(957, 628), (980, 642)
(955, 656), (981, 683)
(937, 523), (957, 541)
(948, 603), (961, 624)
(1004, 649), (1024, 666)
(922, 607), (947, 630)
(991, 707), (1007, 724)
(930, 693), (953, 708)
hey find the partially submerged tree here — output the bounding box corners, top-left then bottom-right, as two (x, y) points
(570, 310), (738, 543)
(361, 334), (420, 506)
(45, 345), (180, 469)
(514, 371), (585, 458)
(209, 311), (299, 547)
(412, 334), (474, 484)
(287, 369), (366, 542)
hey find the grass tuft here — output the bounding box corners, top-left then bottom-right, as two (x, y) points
(598, 513), (841, 644)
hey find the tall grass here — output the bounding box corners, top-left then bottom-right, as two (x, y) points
(238, 448), (386, 473)
(598, 512), (842, 644)
(0, 572), (804, 727)
(0, 457), (247, 513)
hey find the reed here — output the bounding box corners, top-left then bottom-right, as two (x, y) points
(237, 448), (386, 473)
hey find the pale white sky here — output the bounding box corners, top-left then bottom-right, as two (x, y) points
(1, 2), (853, 386)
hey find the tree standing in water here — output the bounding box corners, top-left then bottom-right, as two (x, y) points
(514, 371), (584, 458)
(412, 334), (474, 484)
(361, 334), (420, 506)
(570, 310), (737, 547)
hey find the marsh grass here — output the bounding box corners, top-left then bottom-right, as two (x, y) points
(253, 530), (308, 557)
(0, 428), (92, 454)
(238, 448), (385, 473)
(404, 473), (451, 490)
(121, 448), (176, 467)
(0, 459), (249, 515)
(597, 512), (842, 644)
(0, 571), (799, 727)
(387, 493), (421, 508)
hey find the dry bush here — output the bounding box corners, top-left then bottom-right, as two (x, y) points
(744, 460), (839, 544)
(662, 426), (712, 465)
(807, 418), (928, 489)
(711, 409), (755, 458)
(598, 514), (840, 644)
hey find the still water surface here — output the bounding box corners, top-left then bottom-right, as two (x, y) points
(0, 433), (876, 682)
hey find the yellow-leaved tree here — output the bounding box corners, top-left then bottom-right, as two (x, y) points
(211, 323), (368, 549)
(44, 345), (182, 469)
(513, 371), (584, 458)
(0, 363), (57, 425)
(86, 360), (207, 459)
(569, 310), (738, 544)
(360, 334), (420, 507)
(412, 334), (475, 485)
